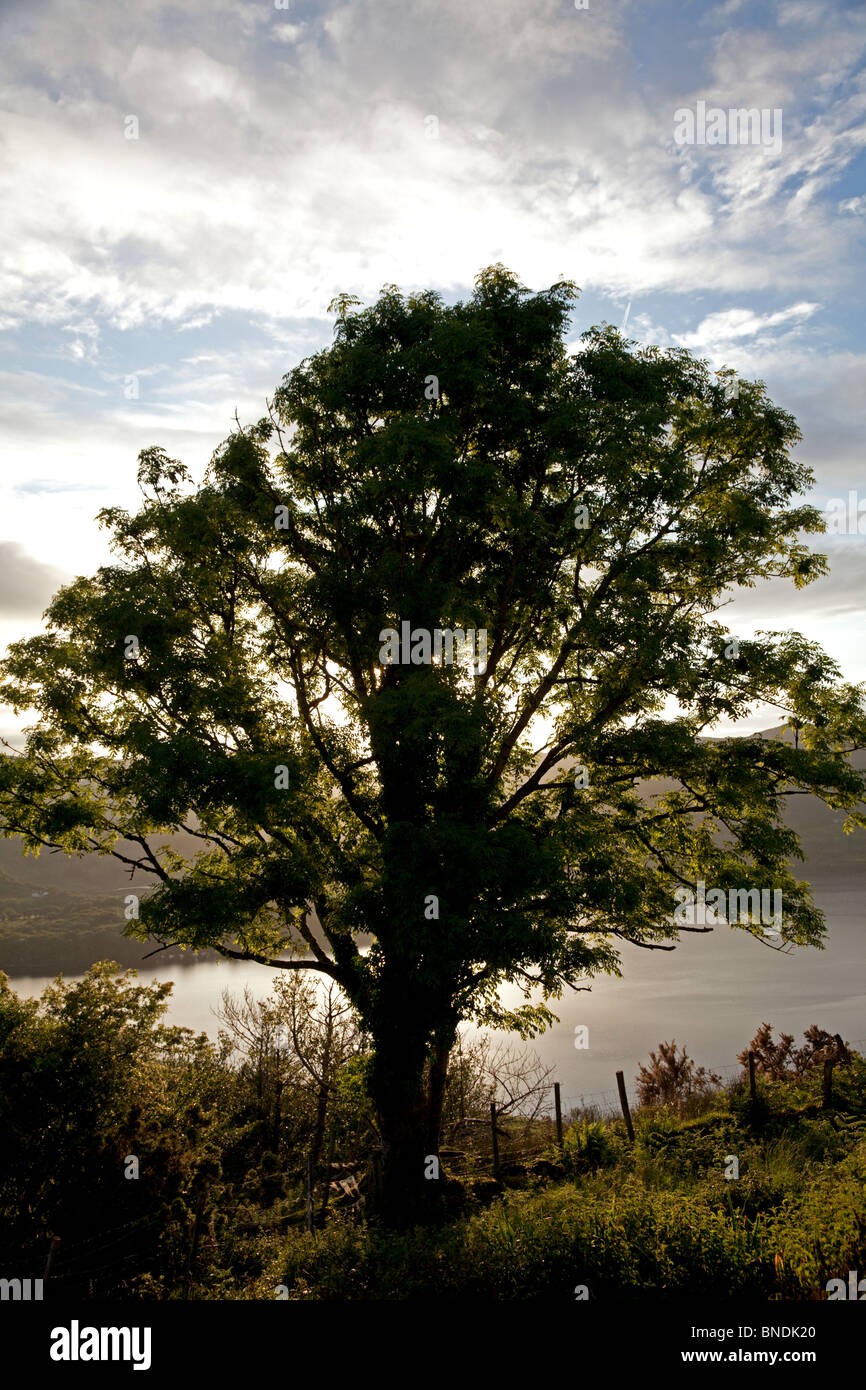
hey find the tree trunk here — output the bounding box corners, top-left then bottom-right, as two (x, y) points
(369, 1018), (447, 1227)
(310, 1007), (333, 1174)
(376, 1096), (436, 1226)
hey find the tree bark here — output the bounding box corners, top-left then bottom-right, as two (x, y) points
(376, 1095), (436, 1226)
(369, 1012), (448, 1227)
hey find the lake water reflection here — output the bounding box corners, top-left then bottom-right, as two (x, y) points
(11, 878), (865, 1113)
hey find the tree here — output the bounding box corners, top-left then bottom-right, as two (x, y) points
(0, 963), (220, 1293)
(214, 975), (373, 1216)
(1, 264), (865, 1225)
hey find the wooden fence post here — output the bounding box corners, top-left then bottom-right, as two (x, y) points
(748, 1051), (757, 1103)
(490, 1102), (500, 1177)
(184, 1188), (207, 1298)
(616, 1071), (635, 1143)
(43, 1235), (61, 1284)
(822, 1060), (834, 1109)
(554, 1082), (563, 1150)
(305, 1153), (314, 1233)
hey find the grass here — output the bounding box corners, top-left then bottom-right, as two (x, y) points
(225, 1053), (866, 1301)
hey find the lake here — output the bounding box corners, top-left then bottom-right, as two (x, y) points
(10, 874), (864, 1116)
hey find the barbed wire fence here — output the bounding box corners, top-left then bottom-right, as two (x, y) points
(557, 1038), (866, 1122)
(3, 1038), (863, 1287)
(443, 1036), (866, 1179)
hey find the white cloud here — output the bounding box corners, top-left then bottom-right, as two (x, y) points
(0, 0), (862, 334)
(0, 0), (864, 697)
(673, 302), (820, 352)
(0, 542), (70, 619)
(271, 23), (306, 44)
(776, 1), (828, 26)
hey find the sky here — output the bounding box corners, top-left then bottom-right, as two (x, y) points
(1, 0), (864, 745)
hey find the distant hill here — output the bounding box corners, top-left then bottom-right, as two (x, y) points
(627, 726), (866, 885)
(0, 827), (202, 895)
(0, 727), (863, 976)
(756, 727), (866, 882)
(0, 828), (218, 974)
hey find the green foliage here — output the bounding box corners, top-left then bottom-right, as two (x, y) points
(3, 968), (865, 1299)
(635, 1107), (734, 1178)
(255, 1141), (866, 1300)
(0, 968), (365, 1297)
(2, 264), (865, 1220)
(252, 1041), (866, 1301)
(562, 1117), (617, 1173)
(727, 1078), (772, 1132)
(831, 1053), (866, 1117)
(0, 963), (221, 1295)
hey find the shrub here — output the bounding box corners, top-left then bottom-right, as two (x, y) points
(562, 1118), (616, 1173)
(635, 1040), (722, 1109)
(738, 1022), (851, 1080)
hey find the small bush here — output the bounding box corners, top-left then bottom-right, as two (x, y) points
(562, 1118), (616, 1173)
(635, 1040), (722, 1110)
(738, 1022), (851, 1080)
(728, 1077), (771, 1132)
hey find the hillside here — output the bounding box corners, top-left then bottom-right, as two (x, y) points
(0, 862), (216, 975)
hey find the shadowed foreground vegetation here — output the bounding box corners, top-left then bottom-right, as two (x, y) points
(1, 963), (864, 1301)
(259, 1061), (866, 1301)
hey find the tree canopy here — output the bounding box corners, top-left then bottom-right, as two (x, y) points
(2, 264), (864, 1221)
